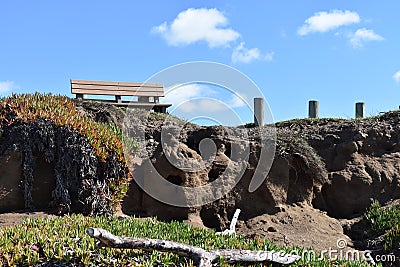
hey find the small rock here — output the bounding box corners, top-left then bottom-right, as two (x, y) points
(267, 226), (277, 232)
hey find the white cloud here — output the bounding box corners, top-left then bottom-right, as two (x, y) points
(186, 99), (228, 112)
(264, 52), (274, 61)
(162, 84), (249, 113)
(232, 42), (274, 64)
(163, 84), (215, 107)
(0, 80), (15, 94)
(227, 93), (247, 108)
(152, 8), (273, 65)
(349, 28), (384, 48)
(180, 97), (244, 113)
(163, 84), (220, 112)
(232, 43), (259, 63)
(151, 8), (240, 47)
(298, 10), (360, 36)
(393, 71), (400, 83)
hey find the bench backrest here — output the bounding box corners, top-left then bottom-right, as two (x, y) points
(71, 80), (164, 97)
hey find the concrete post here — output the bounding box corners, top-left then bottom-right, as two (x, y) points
(355, 102), (365, 118)
(254, 98), (264, 127)
(308, 100), (319, 118)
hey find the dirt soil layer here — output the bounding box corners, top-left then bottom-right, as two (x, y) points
(237, 203), (353, 252)
(277, 114), (400, 219)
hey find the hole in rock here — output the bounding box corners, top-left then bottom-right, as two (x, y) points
(32, 155), (56, 209)
(200, 208), (222, 231)
(208, 168), (222, 182)
(166, 175), (183, 186)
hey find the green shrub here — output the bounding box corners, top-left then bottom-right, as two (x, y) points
(364, 201), (400, 250)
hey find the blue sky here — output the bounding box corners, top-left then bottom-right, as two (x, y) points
(1, 1), (400, 124)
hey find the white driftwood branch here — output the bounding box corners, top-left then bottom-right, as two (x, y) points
(229, 209), (241, 232)
(216, 208), (241, 236)
(87, 227), (300, 267)
(213, 249), (300, 264)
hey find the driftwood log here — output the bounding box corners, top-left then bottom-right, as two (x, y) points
(216, 208), (241, 236)
(87, 228), (300, 267)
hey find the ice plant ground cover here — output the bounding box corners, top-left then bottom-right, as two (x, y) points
(0, 93), (128, 161)
(364, 201), (400, 250)
(0, 214), (372, 266)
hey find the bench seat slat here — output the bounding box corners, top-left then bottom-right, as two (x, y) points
(71, 84), (164, 91)
(108, 102), (171, 107)
(72, 84), (164, 93)
(71, 80), (163, 88)
(72, 88), (164, 97)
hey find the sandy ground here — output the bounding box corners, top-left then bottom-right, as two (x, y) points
(0, 205), (354, 253)
(236, 203), (356, 252)
(0, 210), (55, 228)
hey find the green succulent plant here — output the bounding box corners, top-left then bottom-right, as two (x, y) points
(0, 214), (372, 266)
(364, 201), (400, 250)
(0, 93), (131, 161)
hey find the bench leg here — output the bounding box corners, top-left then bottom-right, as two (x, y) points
(153, 106), (167, 113)
(115, 95), (122, 103)
(76, 94), (84, 100)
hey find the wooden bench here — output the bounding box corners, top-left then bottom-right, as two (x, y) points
(70, 79), (172, 113)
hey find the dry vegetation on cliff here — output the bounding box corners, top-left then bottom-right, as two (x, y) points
(0, 93), (132, 215)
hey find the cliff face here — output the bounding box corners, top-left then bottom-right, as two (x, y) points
(71, 101), (325, 219)
(277, 113), (400, 218)
(76, 101), (400, 223)
(121, 123), (327, 230)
